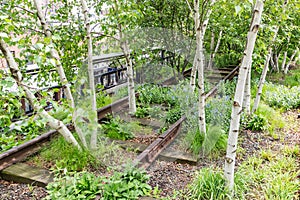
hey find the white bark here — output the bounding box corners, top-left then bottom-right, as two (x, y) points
(281, 51), (287, 72)
(80, 0), (98, 149)
(284, 47), (299, 74)
(113, 0), (136, 113)
(33, 0), (74, 109)
(189, 0), (215, 90)
(252, 26), (279, 113)
(0, 38), (81, 150)
(208, 32), (215, 70)
(208, 30), (222, 69)
(224, 0), (263, 191)
(122, 41), (136, 114)
(243, 64), (251, 115)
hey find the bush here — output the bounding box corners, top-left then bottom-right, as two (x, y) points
(184, 168), (229, 200)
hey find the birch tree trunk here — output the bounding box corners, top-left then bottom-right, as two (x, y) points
(224, 0), (263, 191)
(281, 51), (287, 72)
(122, 40), (137, 114)
(243, 63), (251, 115)
(252, 26), (279, 113)
(33, 0), (74, 108)
(0, 39), (81, 150)
(284, 47), (299, 74)
(189, 0), (215, 91)
(208, 32), (215, 70)
(80, 0), (98, 149)
(208, 30), (222, 70)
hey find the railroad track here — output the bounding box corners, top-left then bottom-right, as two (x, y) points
(0, 66), (239, 184)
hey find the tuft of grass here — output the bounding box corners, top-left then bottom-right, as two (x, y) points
(183, 168), (230, 200)
(39, 135), (98, 172)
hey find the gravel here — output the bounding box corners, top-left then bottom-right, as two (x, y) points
(0, 180), (47, 200)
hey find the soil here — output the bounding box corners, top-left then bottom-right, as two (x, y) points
(0, 109), (299, 199)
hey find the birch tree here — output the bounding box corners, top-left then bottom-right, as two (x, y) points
(284, 47), (299, 74)
(224, 0), (263, 191)
(0, 38), (81, 150)
(207, 30), (222, 70)
(33, 0), (75, 108)
(79, 0), (98, 149)
(188, 0), (215, 91)
(252, 26), (280, 113)
(252, 0), (288, 113)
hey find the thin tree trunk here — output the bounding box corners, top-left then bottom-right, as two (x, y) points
(281, 51), (287, 72)
(284, 47), (299, 74)
(243, 63), (251, 115)
(208, 32), (215, 70)
(33, 0), (74, 108)
(224, 0), (263, 192)
(80, 0), (98, 149)
(122, 41), (136, 114)
(0, 39), (81, 150)
(274, 52), (279, 72)
(252, 26), (279, 114)
(189, 0), (215, 90)
(208, 30), (222, 70)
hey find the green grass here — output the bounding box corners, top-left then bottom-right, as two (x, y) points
(38, 135), (98, 172)
(237, 150), (300, 200)
(183, 168), (230, 200)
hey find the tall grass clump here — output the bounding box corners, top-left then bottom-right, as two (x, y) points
(183, 168), (230, 200)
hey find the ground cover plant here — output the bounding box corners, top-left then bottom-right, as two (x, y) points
(45, 166), (153, 200)
(261, 82), (300, 111)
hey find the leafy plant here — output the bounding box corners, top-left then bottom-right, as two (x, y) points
(205, 96), (232, 132)
(134, 106), (151, 118)
(165, 106), (182, 124)
(245, 113), (269, 131)
(102, 117), (134, 140)
(96, 86), (112, 108)
(102, 166), (152, 199)
(45, 171), (102, 200)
